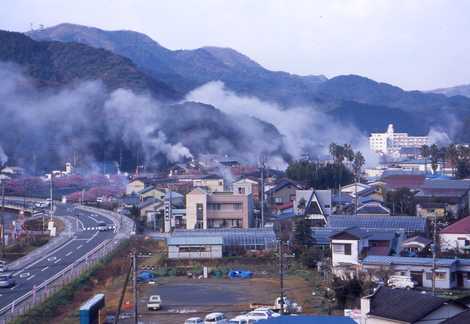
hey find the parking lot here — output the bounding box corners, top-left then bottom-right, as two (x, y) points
(136, 276), (310, 324)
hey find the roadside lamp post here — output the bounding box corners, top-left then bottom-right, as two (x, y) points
(0, 174), (9, 258)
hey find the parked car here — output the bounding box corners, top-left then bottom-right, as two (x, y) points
(147, 295), (161, 311)
(387, 275), (416, 289)
(0, 260), (7, 273)
(229, 315), (258, 324)
(204, 312), (228, 323)
(185, 318), (204, 324)
(0, 273), (15, 288)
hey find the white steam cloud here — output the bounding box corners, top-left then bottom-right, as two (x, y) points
(186, 81), (378, 167)
(0, 145), (7, 166)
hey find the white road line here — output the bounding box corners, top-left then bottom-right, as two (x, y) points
(86, 231), (99, 243)
(26, 274), (36, 281)
(41, 266), (49, 272)
(78, 219), (85, 230)
(10, 286), (16, 290)
(66, 251), (73, 256)
(77, 244), (83, 250)
(53, 258), (61, 264)
(14, 238), (75, 275)
(88, 215), (99, 223)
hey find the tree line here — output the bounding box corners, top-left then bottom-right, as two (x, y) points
(421, 144), (470, 178)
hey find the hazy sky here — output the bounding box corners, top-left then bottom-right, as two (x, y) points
(1, 0), (469, 90)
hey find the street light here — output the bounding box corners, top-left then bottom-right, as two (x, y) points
(0, 174), (9, 258)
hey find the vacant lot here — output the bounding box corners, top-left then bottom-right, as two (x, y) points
(136, 275), (319, 324)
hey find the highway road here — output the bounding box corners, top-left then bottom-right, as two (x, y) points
(0, 202), (118, 312)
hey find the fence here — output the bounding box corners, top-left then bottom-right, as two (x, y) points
(0, 208), (132, 323)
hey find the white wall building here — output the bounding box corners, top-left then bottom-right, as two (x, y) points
(369, 124), (429, 156)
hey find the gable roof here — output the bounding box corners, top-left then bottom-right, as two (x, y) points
(402, 235), (432, 247)
(441, 216), (470, 234)
(382, 174), (425, 190)
(367, 287), (450, 323)
(357, 203), (390, 215)
(269, 179), (303, 193)
(330, 227), (370, 240)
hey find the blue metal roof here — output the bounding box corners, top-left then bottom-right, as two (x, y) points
(167, 236), (223, 246)
(362, 256), (457, 267)
(328, 215), (426, 233)
(258, 316), (356, 323)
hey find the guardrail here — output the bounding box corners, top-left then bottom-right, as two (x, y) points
(0, 207), (134, 323)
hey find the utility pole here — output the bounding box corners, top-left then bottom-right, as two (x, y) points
(260, 155), (265, 228)
(432, 211), (437, 295)
(1, 179), (5, 258)
(49, 174), (54, 222)
(279, 240), (285, 315)
(114, 258), (133, 324)
(133, 252), (138, 324)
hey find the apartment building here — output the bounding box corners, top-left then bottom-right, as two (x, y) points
(369, 124), (429, 155)
(185, 188), (253, 229)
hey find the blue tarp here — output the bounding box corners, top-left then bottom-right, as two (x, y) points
(228, 270), (253, 279)
(137, 271), (156, 282)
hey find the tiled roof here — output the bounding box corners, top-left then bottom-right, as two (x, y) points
(441, 216), (470, 234)
(328, 215), (426, 233)
(381, 174), (425, 190)
(421, 179), (470, 190)
(367, 287), (449, 323)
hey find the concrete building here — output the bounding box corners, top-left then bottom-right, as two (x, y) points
(185, 188), (253, 230)
(232, 177), (260, 203)
(167, 236), (223, 259)
(192, 174), (224, 193)
(369, 124), (429, 156)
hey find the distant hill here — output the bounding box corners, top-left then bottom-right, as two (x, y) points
(27, 23), (470, 138)
(27, 23), (327, 106)
(431, 84), (470, 98)
(0, 30), (179, 100)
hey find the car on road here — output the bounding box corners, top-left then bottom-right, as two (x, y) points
(0, 273), (15, 288)
(97, 221), (108, 231)
(204, 312), (228, 323)
(252, 307), (280, 317)
(185, 318), (204, 324)
(245, 309), (279, 321)
(146, 295), (162, 311)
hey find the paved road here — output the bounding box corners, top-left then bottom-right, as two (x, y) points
(0, 203), (117, 312)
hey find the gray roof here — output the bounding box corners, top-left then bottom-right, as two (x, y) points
(173, 228), (277, 248)
(421, 179), (470, 190)
(312, 227), (399, 245)
(328, 215), (426, 233)
(167, 236), (223, 246)
(367, 287), (450, 323)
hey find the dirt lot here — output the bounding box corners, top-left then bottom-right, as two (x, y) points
(135, 275), (320, 324)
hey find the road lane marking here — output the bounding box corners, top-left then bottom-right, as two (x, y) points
(88, 215), (99, 223)
(86, 231), (99, 243)
(53, 258), (61, 264)
(41, 266), (49, 272)
(66, 251), (73, 256)
(26, 274), (36, 281)
(77, 245), (83, 250)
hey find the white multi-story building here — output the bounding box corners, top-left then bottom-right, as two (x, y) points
(369, 124), (429, 155)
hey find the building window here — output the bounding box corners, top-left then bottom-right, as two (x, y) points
(208, 203), (222, 210)
(426, 272), (446, 281)
(179, 246), (207, 253)
(466, 273), (470, 280)
(233, 203), (242, 210)
(333, 243), (351, 255)
(274, 197), (283, 204)
(238, 187), (245, 194)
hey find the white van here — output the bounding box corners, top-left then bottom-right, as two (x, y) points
(204, 312), (228, 324)
(387, 275), (416, 289)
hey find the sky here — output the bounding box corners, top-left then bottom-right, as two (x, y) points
(1, 0), (470, 90)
